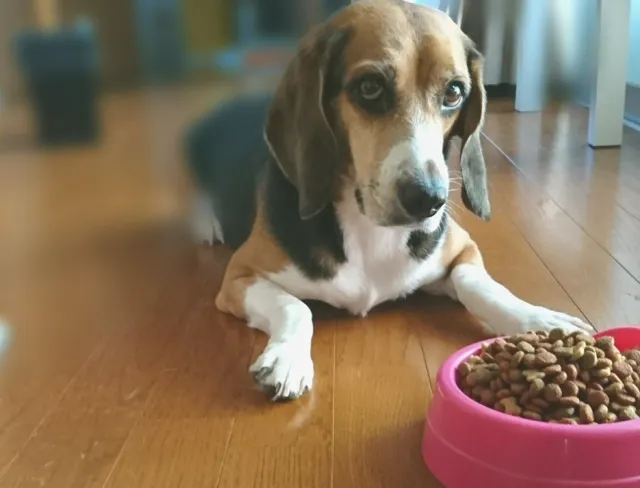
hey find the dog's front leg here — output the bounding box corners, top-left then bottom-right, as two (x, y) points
(217, 276), (314, 401)
(431, 243), (594, 335)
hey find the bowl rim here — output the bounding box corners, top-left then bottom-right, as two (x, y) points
(440, 334), (640, 438)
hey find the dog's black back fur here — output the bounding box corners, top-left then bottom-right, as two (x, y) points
(184, 94), (272, 249)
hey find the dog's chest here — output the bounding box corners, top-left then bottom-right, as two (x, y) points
(271, 216), (447, 316)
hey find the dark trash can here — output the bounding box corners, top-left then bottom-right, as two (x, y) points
(14, 21), (101, 146)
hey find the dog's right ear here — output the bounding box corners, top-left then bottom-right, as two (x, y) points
(453, 44), (491, 221)
(264, 25), (351, 220)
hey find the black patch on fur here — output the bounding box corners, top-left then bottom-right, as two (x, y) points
(406, 214), (448, 261)
(184, 93), (273, 249)
(354, 188), (364, 212)
(265, 157), (347, 280)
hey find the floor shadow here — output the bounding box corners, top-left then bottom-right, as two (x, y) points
(358, 419), (444, 488)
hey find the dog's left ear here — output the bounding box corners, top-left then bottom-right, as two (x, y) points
(453, 44), (490, 221)
(264, 24), (351, 220)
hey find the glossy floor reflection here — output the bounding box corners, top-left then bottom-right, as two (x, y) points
(0, 89), (638, 487)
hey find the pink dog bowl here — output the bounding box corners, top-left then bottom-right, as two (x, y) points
(423, 327), (640, 488)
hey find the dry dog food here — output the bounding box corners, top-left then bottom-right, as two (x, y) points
(457, 329), (640, 424)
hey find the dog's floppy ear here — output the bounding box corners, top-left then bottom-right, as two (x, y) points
(453, 45), (490, 221)
(264, 24), (351, 220)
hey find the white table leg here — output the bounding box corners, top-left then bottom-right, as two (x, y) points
(588, 0), (631, 148)
(514, 0), (549, 112)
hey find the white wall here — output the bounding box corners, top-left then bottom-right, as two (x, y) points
(629, 0), (640, 87)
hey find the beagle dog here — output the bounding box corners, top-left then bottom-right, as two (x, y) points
(186, 0), (592, 401)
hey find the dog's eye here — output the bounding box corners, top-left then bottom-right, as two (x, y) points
(443, 82), (464, 109)
(348, 73), (395, 116)
(359, 79), (384, 100)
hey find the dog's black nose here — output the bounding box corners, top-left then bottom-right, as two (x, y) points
(398, 179), (447, 220)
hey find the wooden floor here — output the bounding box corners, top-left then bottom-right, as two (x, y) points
(1, 85), (639, 488)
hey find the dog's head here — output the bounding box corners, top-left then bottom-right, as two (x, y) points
(264, 0), (489, 227)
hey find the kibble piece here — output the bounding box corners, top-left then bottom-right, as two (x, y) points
(497, 389), (513, 400)
(522, 354), (537, 368)
(596, 336), (614, 350)
(625, 350), (640, 364)
(543, 365), (562, 376)
(616, 393), (636, 407)
(554, 346), (574, 358)
(594, 404), (609, 422)
(619, 406), (639, 421)
(561, 381), (580, 397)
(574, 380), (587, 391)
(551, 407), (576, 420)
(529, 378), (545, 397)
(524, 403), (543, 415)
(580, 403), (595, 424)
(606, 346), (622, 361)
(580, 351), (598, 370)
(500, 397), (523, 416)
(592, 367), (611, 379)
(523, 370), (546, 382)
(587, 389), (610, 407)
(504, 342), (518, 353)
(510, 382), (527, 395)
(604, 413), (618, 423)
(575, 334), (596, 346)
(535, 350), (557, 367)
(572, 342), (587, 360)
(518, 341), (535, 354)
(508, 369), (524, 382)
(549, 328), (566, 343)
(613, 361), (634, 378)
(530, 398), (550, 409)
(510, 350), (525, 368)
(558, 418), (578, 425)
(579, 370), (591, 383)
(605, 382), (625, 397)
(596, 358), (613, 369)
(625, 383), (640, 399)
(495, 351), (513, 362)
(480, 389), (496, 406)
(564, 364), (578, 381)
(559, 396), (581, 407)
(543, 384), (563, 402)
(610, 402), (624, 413)
(553, 372), (568, 385)
(481, 352), (495, 363)
(523, 410), (543, 421)
(458, 362), (474, 376)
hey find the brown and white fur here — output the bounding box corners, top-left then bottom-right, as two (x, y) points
(187, 0), (592, 401)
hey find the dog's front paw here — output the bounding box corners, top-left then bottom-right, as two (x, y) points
(250, 342), (314, 401)
(508, 306), (594, 335)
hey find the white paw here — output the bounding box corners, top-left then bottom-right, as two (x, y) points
(498, 306), (594, 336)
(249, 342), (314, 401)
